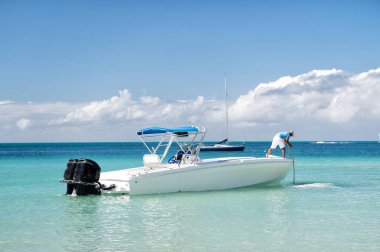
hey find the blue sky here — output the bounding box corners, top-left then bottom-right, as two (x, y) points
(0, 1), (379, 142)
(1, 0), (379, 101)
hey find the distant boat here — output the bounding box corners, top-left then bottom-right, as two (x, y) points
(200, 138), (245, 151)
(314, 141), (336, 144)
(200, 76), (245, 152)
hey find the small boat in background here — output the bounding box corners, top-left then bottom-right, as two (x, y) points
(200, 76), (245, 152)
(200, 138), (245, 151)
(314, 141), (336, 144)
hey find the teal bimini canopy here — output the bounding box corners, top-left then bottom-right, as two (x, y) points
(137, 126), (199, 136)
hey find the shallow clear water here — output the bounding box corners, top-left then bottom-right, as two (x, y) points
(1, 142), (380, 251)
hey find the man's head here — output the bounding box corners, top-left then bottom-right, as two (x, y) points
(289, 130), (294, 136)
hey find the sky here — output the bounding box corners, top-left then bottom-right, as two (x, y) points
(0, 0), (380, 142)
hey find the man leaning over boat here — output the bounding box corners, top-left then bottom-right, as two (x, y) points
(266, 130), (294, 158)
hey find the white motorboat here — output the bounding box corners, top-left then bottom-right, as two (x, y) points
(61, 126), (293, 196)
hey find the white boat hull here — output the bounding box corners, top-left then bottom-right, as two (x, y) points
(99, 156), (293, 195)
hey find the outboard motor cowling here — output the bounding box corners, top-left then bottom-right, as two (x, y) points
(73, 158), (101, 183)
(63, 158), (101, 196)
(63, 158), (78, 194)
(64, 158), (78, 181)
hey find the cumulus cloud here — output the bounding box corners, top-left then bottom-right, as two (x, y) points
(0, 67), (379, 141)
(56, 90), (210, 125)
(230, 68), (380, 125)
(16, 118), (32, 130)
(0, 100), (13, 105)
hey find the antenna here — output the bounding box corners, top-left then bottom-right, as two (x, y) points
(224, 73), (229, 143)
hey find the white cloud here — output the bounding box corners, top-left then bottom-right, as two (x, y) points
(0, 100), (13, 105)
(0, 67), (379, 141)
(60, 90), (133, 123)
(230, 68), (380, 125)
(57, 90), (210, 125)
(16, 118), (32, 130)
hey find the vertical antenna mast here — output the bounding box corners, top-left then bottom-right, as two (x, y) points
(224, 73), (229, 143)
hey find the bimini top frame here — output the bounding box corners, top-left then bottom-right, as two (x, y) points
(137, 126), (206, 163)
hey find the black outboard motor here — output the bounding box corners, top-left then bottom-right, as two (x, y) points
(64, 158), (78, 194)
(63, 158), (101, 196)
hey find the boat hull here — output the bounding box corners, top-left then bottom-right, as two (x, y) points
(100, 157), (293, 195)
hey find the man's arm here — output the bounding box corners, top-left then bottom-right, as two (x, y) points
(284, 138), (292, 148)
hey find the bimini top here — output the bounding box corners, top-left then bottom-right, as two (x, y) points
(137, 126), (199, 136)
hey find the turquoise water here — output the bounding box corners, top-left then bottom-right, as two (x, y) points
(1, 142), (380, 251)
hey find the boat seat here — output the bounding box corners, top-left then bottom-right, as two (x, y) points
(143, 154), (161, 169)
(168, 150), (184, 164)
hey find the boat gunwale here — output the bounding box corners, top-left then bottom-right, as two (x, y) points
(100, 156), (293, 182)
